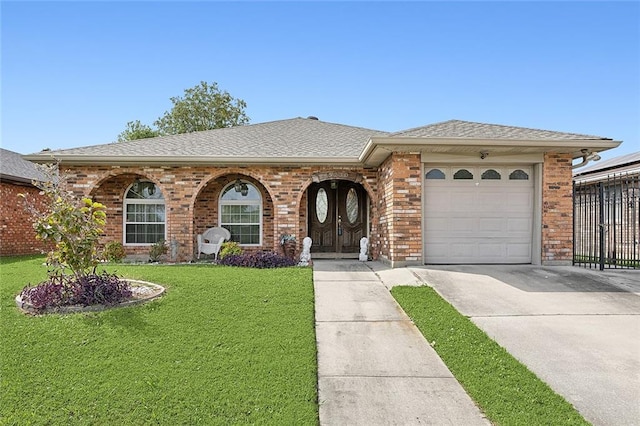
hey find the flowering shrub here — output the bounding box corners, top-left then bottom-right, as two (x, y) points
(20, 162), (106, 279)
(20, 272), (132, 313)
(18, 162), (132, 314)
(219, 251), (296, 268)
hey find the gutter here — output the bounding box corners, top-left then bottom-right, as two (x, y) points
(22, 154), (366, 167)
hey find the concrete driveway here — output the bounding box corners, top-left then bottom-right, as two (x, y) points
(408, 265), (640, 426)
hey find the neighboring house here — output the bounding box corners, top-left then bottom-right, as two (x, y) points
(573, 151), (640, 268)
(0, 148), (48, 256)
(24, 118), (620, 267)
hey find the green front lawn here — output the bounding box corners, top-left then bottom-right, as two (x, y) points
(392, 285), (589, 426)
(0, 257), (318, 425)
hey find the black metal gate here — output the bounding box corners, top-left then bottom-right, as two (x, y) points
(573, 173), (640, 269)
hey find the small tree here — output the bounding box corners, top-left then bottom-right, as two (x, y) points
(20, 162), (106, 280)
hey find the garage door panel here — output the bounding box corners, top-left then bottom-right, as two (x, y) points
(479, 192), (505, 209)
(424, 165), (533, 264)
(425, 218), (451, 232)
(477, 243), (506, 260)
(450, 243), (475, 257)
(450, 218), (475, 232)
(452, 195), (475, 210)
(507, 217), (532, 232)
(478, 218), (505, 233)
(507, 243), (531, 257)
(506, 192), (533, 210)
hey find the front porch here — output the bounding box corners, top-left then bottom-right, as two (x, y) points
(84, 165), (385, 263)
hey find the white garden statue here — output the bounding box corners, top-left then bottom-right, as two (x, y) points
(359, 237), (369, 261)
(298, 236), (313, 266)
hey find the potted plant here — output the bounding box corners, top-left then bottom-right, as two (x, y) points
(279, 234), (296, 260)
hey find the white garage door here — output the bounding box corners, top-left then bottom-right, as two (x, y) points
(424, 166), (533, 264)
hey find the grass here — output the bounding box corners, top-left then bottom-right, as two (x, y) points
(392, 285), (589, 426)
(0, 256), (318, 425)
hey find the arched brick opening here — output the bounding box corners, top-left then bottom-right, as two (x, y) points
(296, 170), (378, 259)
(192, 173), (274, 258)
(89, 172), (163, 258)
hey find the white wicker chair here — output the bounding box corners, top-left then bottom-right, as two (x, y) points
(197, 227), (231, 260)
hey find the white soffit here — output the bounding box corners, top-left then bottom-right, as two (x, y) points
(361, 137), (621, 167)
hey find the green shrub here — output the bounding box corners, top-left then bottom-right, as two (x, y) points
(219, 241), (242, 259)
(103, 241), (126, 262)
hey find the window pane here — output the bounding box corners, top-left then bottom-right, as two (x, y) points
(220, 182), (262, 245)
(125, 224), (164, 244)
(316, 188), (328, 223)
(225, 224), (259, 245)
(509, 169), (529, 180)
(126, 181), (164, 200)
(481, 169), (501, 180)
(454, 169), (474, 179)
(425, 169), (445, 179)
(346, 188), (358, 224)
(221, 182), (261, 201)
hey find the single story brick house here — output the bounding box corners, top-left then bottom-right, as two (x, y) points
(0, 148), (49, 256)
(24, 118), (620, 266)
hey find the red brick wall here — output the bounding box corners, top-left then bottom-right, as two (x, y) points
(542, 153), (574, 264)
(0, 181), (49, 256)
(62, 164), (379, 262)
(376, 153), (422, 266)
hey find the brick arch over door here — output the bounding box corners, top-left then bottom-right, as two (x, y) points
(295, 171), (379, 259)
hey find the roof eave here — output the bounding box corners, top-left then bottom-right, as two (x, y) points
(22, 154), (365, 167)
(360, 137), (622, 167)
(0, 173), (36, 186)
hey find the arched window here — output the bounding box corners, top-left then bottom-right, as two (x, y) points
(453, 169), (474, 180)
(509, 169), (529, 180)
(481, 169), (501, 180)
(124, 181), (165, 245)
(425, 169), (446, 179)
(219, 181), (262, 245)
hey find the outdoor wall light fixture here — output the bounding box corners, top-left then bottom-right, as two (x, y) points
(480, 151), (489, 160)
(330, 180), (338, 189)
(234, 178), (249, 196)
(573, 149), (601, 169)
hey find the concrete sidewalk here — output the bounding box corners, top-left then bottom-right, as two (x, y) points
(313, 260), (489, 425)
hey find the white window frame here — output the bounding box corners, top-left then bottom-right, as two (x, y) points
(218, 181), (262, 246)
(122, 181), (167, 246)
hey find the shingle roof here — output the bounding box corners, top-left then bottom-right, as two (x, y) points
(23, 117), (618, 166)
(574, 151), (640, 175)
(0, 148), (47, 183)
(389, 119), (611, 140)
(38, 117), (389, 159)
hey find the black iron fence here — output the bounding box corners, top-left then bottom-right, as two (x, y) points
(573, 172), (640, 269)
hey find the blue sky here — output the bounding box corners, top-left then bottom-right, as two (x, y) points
(2, 1), (639, 162)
